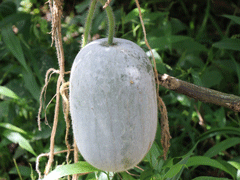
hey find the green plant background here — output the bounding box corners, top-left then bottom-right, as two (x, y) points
(0, 0), (240, 179)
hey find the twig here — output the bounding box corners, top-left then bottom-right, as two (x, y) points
(158, 74), (240, 112)
(72, 139), (79, 180)
(60, 82), (71, 170)
(38, 68), (59, 131)
(103, 0), (111, 9)
(44, 0), (66, 176)
(135, 165), (144, 171)
(13, 159), (23, 180)
(36, 149), (74, 179)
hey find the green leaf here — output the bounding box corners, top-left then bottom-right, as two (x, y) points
(22, 70), (40, 102)
(140, 168), (155, 180)
(165, 142), (199, 180)
(201, 70), (223, 88)
(204, 138), (240, 158)
(75, 0), (90, 13)
(0, 101), (9, 119)
(149, 35), (191, 50)
(2, 130), (37, 156)
(1, 27), (40, 101)
(0, 86), (19, 99)
(0, 1), (16, 17)
(213, 38), (240, 51)
(145, 142), (164, 171)
(120, 172), (136, 180)
(0, 123), (27, 135)
(191, 70), (203, 86)
(186, 156), (234, 178)
(198, 127), (240, 142)
(164, 164), (185, 178)
(192, 176), (230, 180)
(124, 8), (146, 23)
(1, 25), (29, 72)
(222, 15), (240, 25)
(42, 161), (99, 180)
(9, 165), (37, 177)
(0, 13), (31, 27)
(173, 38), (207, 53)
(228, 161), (240, 170)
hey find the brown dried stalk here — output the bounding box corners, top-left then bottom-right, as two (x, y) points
(159, 74), (240, 112)
(42, 0), (68, 176)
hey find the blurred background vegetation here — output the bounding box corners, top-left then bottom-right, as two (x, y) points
(0, 0), (240, 179)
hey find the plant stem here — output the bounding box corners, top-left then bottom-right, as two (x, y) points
(99, 0), (115, 45)
(82, 0), (98, 47)
(13, 159), (23, 180)
(158, 74), (240, 112)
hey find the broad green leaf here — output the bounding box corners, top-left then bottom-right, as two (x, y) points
(0, 138), (11, 149)
(140, 168), (155, 180)
(75, 0), (90, 13)
(0, 13), (31, 27)
(43, 161), (99, 180)
(177, 94), (191, 107)
(217, 159), (237, 179)
(9, 165), (37, 177)
(222, 15), (240, 25)
(145, 142), (164, 171)
(124, 8), (146, 23)
(2, 130), (37, 156)
(228, 161), (240, 170)
(164, 164), (185, 178)
(191, 70), (203, 86)
(198, 127), (240, 142)
(170, 18), (187, 34)
(186, 156), (234, 178)
(201, 70), (223, 88)
(1, 28), (41, 101)
(22, 70), (40, 102)
(165, 141), (199, 180)
(120, 172), (136, 180)
(149, 35), (191, 50)
(0, 1), (16, 17)
(193, 176), (230, 180)
(173, 38), (207, 53)
(1, 25), (29, 72)
(0, 123), (27, 135)
(0, 86), (19, 99)
(0, 101), (9, 119)
(213, 38), (240, 51)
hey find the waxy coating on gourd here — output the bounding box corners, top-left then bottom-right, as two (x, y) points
(70, 38), (158, 172)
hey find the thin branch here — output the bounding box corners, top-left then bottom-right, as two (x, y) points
(158, 74), (240, 112)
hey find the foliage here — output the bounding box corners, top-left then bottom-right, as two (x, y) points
(0, 0), (240, 179)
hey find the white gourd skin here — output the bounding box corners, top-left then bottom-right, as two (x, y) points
(70, 38), (157, 172)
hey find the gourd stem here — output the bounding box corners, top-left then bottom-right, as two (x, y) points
(98, 0), (115, 45)
(82, 0), (98, 47)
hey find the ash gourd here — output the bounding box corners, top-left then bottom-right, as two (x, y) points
(70, 0), (157, 173)
(70, 37), (158, 172)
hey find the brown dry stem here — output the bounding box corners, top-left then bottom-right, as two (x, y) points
(60, 82), (71, 167)
(37, 0), (69, 177)
(158, 73), (240, 112)
(135, 0), (171, 160)
(36, 149), (74, 179)
(38, 68), (59, 131)
(103, 0), (111, 9)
